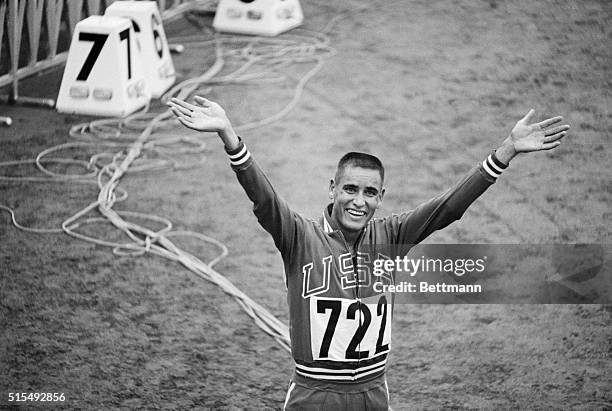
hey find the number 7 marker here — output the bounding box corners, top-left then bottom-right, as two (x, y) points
(56, 15), (150, 117)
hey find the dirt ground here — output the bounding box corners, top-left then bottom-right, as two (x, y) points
(1, 0), (611, 409)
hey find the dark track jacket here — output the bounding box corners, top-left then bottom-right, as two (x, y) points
(226, 139), (505, 382)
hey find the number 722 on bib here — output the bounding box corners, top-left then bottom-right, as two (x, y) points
(309, 295), (392, 361)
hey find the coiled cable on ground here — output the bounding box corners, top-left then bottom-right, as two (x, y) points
(0, 6), (370, 352)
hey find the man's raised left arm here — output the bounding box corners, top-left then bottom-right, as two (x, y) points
(392, 109), (569, 245)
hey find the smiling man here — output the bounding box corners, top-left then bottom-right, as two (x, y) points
(168, 96), (569, 410)
(328, 152), (385, 244)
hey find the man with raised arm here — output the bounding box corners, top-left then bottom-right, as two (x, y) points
(168, 96), (569, 410)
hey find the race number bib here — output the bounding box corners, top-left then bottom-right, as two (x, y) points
(310, 295), (392, 361)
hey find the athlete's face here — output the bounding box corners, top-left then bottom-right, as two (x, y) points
(329, 165), (385, 237)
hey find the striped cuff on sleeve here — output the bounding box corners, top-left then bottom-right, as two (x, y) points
(225, 138), (251, 167)
(481, 151), (508, 180)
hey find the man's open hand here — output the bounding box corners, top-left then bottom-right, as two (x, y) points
(167, 96), (230, 133)
(167, 96), (240, 150)
(509, 109), (570, 153)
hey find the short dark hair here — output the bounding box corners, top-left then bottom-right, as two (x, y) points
(335, 152), (385, 183)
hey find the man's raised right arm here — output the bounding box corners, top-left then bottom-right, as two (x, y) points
(168, 96), (298, 258)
